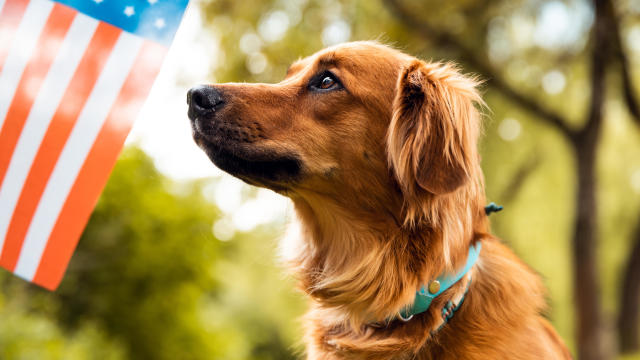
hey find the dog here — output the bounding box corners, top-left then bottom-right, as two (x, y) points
(187, 41), (571, 359)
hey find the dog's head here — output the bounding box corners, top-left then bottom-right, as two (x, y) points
(188, 41), (484, 227)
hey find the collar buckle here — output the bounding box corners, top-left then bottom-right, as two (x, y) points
(400, 242), (482, 320)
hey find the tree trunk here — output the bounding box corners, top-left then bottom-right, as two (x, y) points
(619, 221), (640, 353)
(572, 1), (611, 358)
(572, 137), (607, 360)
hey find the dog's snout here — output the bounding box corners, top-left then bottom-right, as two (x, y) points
(187, 85), (224, 120)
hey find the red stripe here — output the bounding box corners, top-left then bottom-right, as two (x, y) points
(0, 0), (29, 72)
(0, 4), (75, 187)
(33, 41), (167, 290)
(0, 23), (121, 271)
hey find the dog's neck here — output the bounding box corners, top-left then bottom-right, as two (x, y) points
(278, 183), (556, 359)
(283, 191), (487, 328)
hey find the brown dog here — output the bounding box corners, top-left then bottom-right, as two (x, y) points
(187, 41), (571, 359)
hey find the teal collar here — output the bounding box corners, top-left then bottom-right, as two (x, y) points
(399, 242), (482, 321)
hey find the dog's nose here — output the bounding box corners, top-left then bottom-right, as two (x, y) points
(187, 85), (224, 120)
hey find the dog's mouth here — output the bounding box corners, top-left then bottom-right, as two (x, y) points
(192, 129), (302, 187)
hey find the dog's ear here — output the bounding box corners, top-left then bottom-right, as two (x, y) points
(387, 59), (482, 196)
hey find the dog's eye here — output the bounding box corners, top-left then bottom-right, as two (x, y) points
(310, 71), (342, 92)
(320, 76), (335, 89)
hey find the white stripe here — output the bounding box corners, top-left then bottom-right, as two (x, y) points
(0, 0), (54, 129)
(0, 14), (98, 256)
(14, 32), (142, 280)
(0, 0), (7, 16)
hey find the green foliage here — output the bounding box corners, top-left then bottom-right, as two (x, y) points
(0, 298), (125, 360)
(55, 147), (221, 360)
(0, 148), (304, 359)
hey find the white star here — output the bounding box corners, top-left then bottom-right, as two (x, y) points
(148, 0), (158, 4)
(124, 6), (135, 17)
(154, 18), (166, 29)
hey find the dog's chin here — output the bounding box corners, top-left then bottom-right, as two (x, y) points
(193, 132), (301, 191)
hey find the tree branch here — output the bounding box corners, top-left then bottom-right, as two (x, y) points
(578, 0), (609, 145)
(619, 51), (640, 124)
(609, 4), (640, 125)
(382, 0), (575, 138)
(499, 153), (541, 204)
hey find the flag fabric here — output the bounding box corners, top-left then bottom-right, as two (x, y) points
(0, 0), (189, 290)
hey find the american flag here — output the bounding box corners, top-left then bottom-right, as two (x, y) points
(0, 0), (189, 290)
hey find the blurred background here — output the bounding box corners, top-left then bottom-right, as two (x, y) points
(1, 0), (640, 359)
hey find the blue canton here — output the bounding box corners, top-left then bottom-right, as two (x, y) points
(52, 0), (189, 46)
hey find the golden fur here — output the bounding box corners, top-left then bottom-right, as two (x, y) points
(190, 41), (571, 359)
